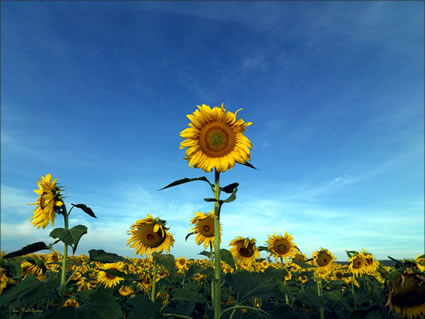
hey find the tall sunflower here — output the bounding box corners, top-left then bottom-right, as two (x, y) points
(180, 103), (252, 173)
(189, 211), (221, 249)
(229, 236), (260, 266)
(28, 173), (64, 229)
(359, 249), (379, 274)
(312, 248), (335, 279)
(265, 232), (297, 261)
(127, 215), (175, 258)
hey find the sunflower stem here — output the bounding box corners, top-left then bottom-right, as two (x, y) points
(59, 204), (69, 306)
(213, 169), (221, 319)
(351, 273), (356, 310)
(210, 242), (215, 305)
(151, 257), (158, 303)
(316, 277), (324, 319)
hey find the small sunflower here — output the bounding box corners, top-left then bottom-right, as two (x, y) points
(312, 248), (335, 279)
(176, 257), (188, 270)
(127, 215), (175, 258)
(180, 103), (253, 173)
(349, 254), (368, 278)
(229, 236), (260, 266)
(189, 211), (221, 249)
(119, 285), (134, 297)
(97, 263), (125, 289)
(265, 232), (297, 261)
(64, 298), (80, 308)
(28, 173), (64, 229)
(298, 275), (308, 284)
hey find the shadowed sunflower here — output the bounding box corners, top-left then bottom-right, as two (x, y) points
(28, 173), (64, 229)
(312, 248), (335, 279)
(229, 236), (260, 266)
(349, 254), (368, 278)
(265, 232), (297, 261)
(359, 249), (380, 274)
(97, 263), (125, 288)
(189, 211), (221, 249)
(127, 215), (175, 258)
(416, 255), (425, 273)
(180, 103), (252, 172)
(386, 261), (425, 319)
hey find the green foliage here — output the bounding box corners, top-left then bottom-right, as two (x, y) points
(3, 242), (49, 259)
(50, 225), (88, 255)
(71, 203), (97, 218)
(160, 176), (214, 192)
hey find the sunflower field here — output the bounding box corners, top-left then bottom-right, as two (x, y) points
(2, 104), (425, 318)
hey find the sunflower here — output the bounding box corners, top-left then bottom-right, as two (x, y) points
(0, 268), (8, 294)
(416, 255), (425, 273)
(119, 285), (135, 297)
(127, 215), (175, 258)
(97, 263), (125, 289)
(359, 249), (380, 274)
(229, 236), (260, 266)
(298, 275), (308, 284)
(176, 257), (188, 270)
(265, 232), (297, 261)
(64, 298), (80, 308)
(28, 173), (64, 229)
(349, 254), (368, 278)
(386, 263), (425, 319)
(21, 261), (43, 279)
(189, 211), (221, 249)
(312, 248), (335, 279)
(180, 103), (252, 173)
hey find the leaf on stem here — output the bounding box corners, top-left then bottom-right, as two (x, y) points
(159, 177), (214, 192)
(4, 242), (49, 259)
(220, 183), (239, 194)
(71, 203), (97, 218)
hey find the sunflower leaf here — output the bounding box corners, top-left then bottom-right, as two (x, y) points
(88, 249), (131, 264)
(203, 198), (217, 202)
(258, 246), (271, 252)
(172, 288), (209, 303)
(220, 249), (236, 270)
(69, 225), (88, 255)
(220, 187), (238, 204)
(198, 251), (210, 258)
(159, 176), (214, 192)
(240, 161), (258, 170)
(346, 250), (358, 258)
(220, 183), (239, 194)
(153, 253), (176, 277)
(292, 259), (317, 269)
(3, 242), (49, 259)
(185, 232), (195, 242)
(50, 228), (74, 247)
(71, 203), (97, 218)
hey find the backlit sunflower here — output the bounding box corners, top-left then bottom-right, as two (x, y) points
(312, 248), (335, 279)
(229, 236), (260, 266)
(189, 211), (221, 249)
(417, 255), (425, 273)
(386, 262), (425, 319)
(28, 173), (64, 229)
(97, 262), (125, 288)
(359, 250), (379, 274)
(265, 232), (297, 261)
(127, 215), (175, 258)
(180, 103), (252, 172)
(349, 254), (368, 278)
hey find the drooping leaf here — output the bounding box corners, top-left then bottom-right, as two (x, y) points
(159, 176), (214, 192)
(172, 288), (208, 303)
(69, 225), (88, 255)
(221, 183), (239, 194)
(240, 161), (258, 170)
(153, 253), (176, 277)
(220, 187), (237, 203)
(203, 198), (217, 202)
(185, 232), (195, 242)
(3, 242), (49, 259)
(346, 250), (358, 258)
(220, 248), (235, 270)
(199, 251), (210, 258)
(71, 203), (97, 218)
(50, 228), (74, 247)
(88, 249), (130, 264)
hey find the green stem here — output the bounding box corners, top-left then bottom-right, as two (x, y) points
(151, 258), (158, 303)
(59, 204), (69, 306)
(317, 277), (324, 319)
(210, 242), (215, 305)
(281, 257), (289, 305)
(161, 314), (192, 319)
(213, 169), (221, 319)
(351, 273), (356, 310)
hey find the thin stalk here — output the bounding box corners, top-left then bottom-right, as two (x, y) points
(213, 169), (221, 319)
(151, 258), (158, 303)
(59, 204), (70, 306)
(280, 257), (289, 305)
(351, 274), (356, 310)
(316, 277), (324, 319)
(210, 242), (215, 305)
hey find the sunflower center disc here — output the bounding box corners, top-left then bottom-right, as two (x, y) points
(199, 121), (236, 157)
(317, 253), (330, 266)
(40, 192), (49, 209)
(203, 225), (210, 232)
(239, 246), (254, 257)
(199, 218), (214, 237)
(147, 234), (154, 240)
(141, 224), (166, 248)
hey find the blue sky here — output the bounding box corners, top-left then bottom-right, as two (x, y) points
(1, 1), (424, 262)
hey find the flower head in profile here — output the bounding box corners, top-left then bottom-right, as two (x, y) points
(265, 232), (297, 261)
(97, 263), (124, 289)
(28, 173), (64, 229)
(127, 215), (175, 258)
(189, 210), (221, 249)
(229, 236), (260, 266)
(180, 103), (252, 172)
